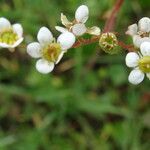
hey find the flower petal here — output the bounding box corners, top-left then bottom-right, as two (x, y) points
(27, 42), (42, 58)
(0, 38), (23, 48)
(36, 59), (54, 74)
(61, 13), (72, 27)
(56, 51), (65, 64)
(37, 27), (53, 45)
(57, 32), (75, 50)
(125, 52), (140, 67)
(146, 73), (150, 80)
(86, 26), (101, 35)
(138, 17), (150, 33)
(133, 35), (150, 48)
(55, 26), (68, 33)
(12, 23), (23, 38)
(140, 41), (150, 56)
(126, 24), (138, 36)
(72, 23), (87, 36)
(11, 38), (23, 48)
(75, 5), (89, 23)
(128, 68), (145, 85)
(0, 42), (11, 48)
(0, 17), (11, 30)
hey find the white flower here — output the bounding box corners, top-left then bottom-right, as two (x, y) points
(55, 5), (101, 36)
(0, 17), (23, 50)
(125, 41), (150, 85)
(126, 17), (150, 48)
(27, 27), (75, 74)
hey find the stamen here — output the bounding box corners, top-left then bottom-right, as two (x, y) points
(138, 56), (150, 73)
(0, 29), (18, 45)
(42, 43), (61, 62)
(138, 31), (149, 38)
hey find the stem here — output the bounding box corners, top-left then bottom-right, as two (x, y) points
(73, 37), (134, 51)
(118, 41), (135, 51)
(103, 0), (124, 32)
(72, 36), (99, 48)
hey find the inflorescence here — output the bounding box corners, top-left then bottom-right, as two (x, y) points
(0, 5), (149, 85)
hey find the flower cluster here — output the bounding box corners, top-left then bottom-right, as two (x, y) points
(0, 4), (149, 85)
(126, 17), (150, 85)
(27, 5), (101, 74)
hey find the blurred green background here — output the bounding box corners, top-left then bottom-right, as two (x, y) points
(0, 0), (150, 150)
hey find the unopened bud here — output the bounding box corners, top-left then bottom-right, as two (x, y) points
(99, 32), (119, 54)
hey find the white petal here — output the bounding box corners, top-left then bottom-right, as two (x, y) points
(55, 26), (68, 33)
(37, 27), (53, 45)
(146, 73), (150, 80)
(12, 23), (23, 38)
(86, 26), (101, 35)
(11, 38), (23, 48)
(125, 52), (140, 67)
(75, 5), (89, 23)
(138, 17), (150, 33)
(0, 38), (23, 48)
(72, 23), (87, 36)
(140, 41), (150, 56)
(27, 42), (42, 58)
(133, 35), (150, 48)
(57, 32), (75, 50)
(126, 24), (138, 36)
(0, 42), (11, 48)
(36, 59), (54, 74)
(0, 17), (11, 30)
(56, 51), (65, 64)
(128, 68), (145, 85)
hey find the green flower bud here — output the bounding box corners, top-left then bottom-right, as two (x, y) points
(99, 32), (119, 54)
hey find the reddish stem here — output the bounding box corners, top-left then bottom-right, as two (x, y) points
(103, 0), (124, 32)
(118, 41), (135, 51)
(72, 36), (99, 48)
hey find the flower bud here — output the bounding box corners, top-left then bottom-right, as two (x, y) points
(99, 32), (119, 54)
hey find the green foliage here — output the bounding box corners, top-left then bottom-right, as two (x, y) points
(0, 0), (149, 150)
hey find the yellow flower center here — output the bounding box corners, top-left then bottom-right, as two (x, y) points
(138, 56), (150, 73)
(0, 29), (18, 45)
(42, 43), (61, 62)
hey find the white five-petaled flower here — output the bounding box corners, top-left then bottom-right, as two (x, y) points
(27, 27), (75, 74)
(125, 41), (150, 85)
(0, 17), (23, 50)
(55, 5), (101, 37)
(126, 17), (150, 48)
